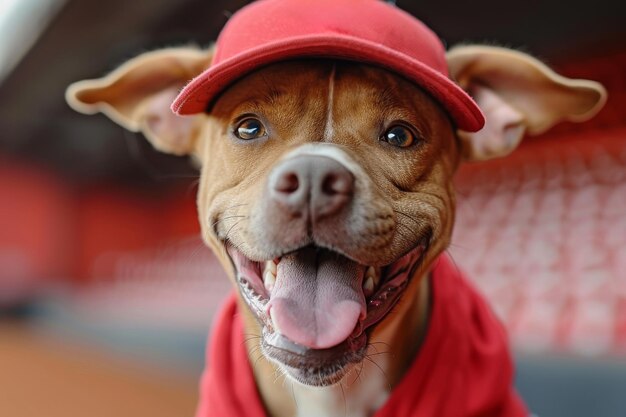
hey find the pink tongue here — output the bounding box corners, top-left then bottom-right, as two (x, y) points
(268, 247), (366, 349)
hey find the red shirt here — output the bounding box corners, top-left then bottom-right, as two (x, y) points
(196, 255), (528, 417)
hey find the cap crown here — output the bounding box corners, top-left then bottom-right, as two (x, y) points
(172, 0), (484, 131)
(214, 0), (447, 76)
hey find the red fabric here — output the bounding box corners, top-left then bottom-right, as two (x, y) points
(196, 255), (528, 417)
(172, 0), (484, 133)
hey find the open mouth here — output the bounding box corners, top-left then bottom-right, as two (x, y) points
(226, 238), (429, 386)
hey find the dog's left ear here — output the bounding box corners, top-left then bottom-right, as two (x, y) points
(66, 47), (213, 156)
(447, 45), (607, 161)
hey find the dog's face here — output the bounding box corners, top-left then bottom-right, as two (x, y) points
(196, 60), (458, 384)
(66, 44), (605, 388)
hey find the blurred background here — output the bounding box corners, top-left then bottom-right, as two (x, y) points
(1, 0), (625, 416)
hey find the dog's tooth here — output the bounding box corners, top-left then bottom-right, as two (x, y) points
(264, 269), (276, 292)
(366, 266), (380, 286)
(266, 260), (277, 275)
(363, 276), (374, 296)
(270, 311), (282, 334)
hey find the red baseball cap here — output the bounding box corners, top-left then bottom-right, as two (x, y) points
(171, 0), (485, 132)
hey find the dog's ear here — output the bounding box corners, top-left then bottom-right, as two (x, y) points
(447, 45), (606, 161)
(65, 47), (213, 156)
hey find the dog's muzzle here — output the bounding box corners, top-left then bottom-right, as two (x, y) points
(222, 151), (431, 386)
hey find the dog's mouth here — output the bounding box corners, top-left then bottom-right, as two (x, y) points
(226, 239), (429, 386)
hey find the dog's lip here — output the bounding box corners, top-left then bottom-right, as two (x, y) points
(262, 329), (367, 366)
(261, 329), (368, 386)
(361, 240), (428, 329)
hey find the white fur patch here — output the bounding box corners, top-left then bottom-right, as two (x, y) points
(323, 64), (336, 142)
(282, 143), (366, 181)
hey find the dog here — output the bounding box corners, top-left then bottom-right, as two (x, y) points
(66, 0), (606, 416)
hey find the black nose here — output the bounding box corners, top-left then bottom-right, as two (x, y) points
(269, 155), (354, 222)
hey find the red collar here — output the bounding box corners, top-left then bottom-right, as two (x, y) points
(195, 255), (528, 417)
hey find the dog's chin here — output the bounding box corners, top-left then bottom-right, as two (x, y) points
(225, 239), (429, 387)
(261, 330), (368, 387)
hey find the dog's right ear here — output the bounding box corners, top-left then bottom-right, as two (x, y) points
(65, 47), (213, 156)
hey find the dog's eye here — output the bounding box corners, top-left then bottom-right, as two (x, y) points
(381, 125), (418, 148)
(234, 118), (267, 140)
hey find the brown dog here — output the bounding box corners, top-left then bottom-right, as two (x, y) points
(67, 43), (605, 416)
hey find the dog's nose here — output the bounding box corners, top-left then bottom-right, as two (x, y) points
(269, 155), (354, 221)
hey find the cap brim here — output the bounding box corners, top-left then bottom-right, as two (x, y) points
(171, 34), (484, 132)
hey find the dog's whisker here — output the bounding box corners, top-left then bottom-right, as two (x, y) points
(212, 215), (248, 229)
(364, 356), (392, 392)
(252, 351), (267, 369)
(247, 345), (260, 357)
(280, 370), (291, 389)
(447, 241), (470, 251)
(290, 381), (298, 408)
(367, 343), (380, 356)
(365, 351), (390, 357)
(340, 379), (347, 417)
(273, 366), (288, 385)
(211, 203), (250, 230)
(224, 219), (246, 243)
(348, 360), (364, 386)
(242, 335), (262, 345)
(226, 237), (247, 256)
(247, 344), (263, 359)
(185, 179), (201, 196)
(250, 351), (263, 365)
(252, 352), (263, 365)
(350, 359), (365, 385)
(356, 361), (365, 384)
(445, 249), (464, 279)
(369, 341), (392, 351)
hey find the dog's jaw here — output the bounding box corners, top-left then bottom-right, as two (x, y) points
(225, 237), (429, 386)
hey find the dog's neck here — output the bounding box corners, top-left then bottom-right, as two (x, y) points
(243, 273), (431, 417)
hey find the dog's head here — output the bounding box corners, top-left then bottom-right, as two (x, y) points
(67, 44), (604, 385)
